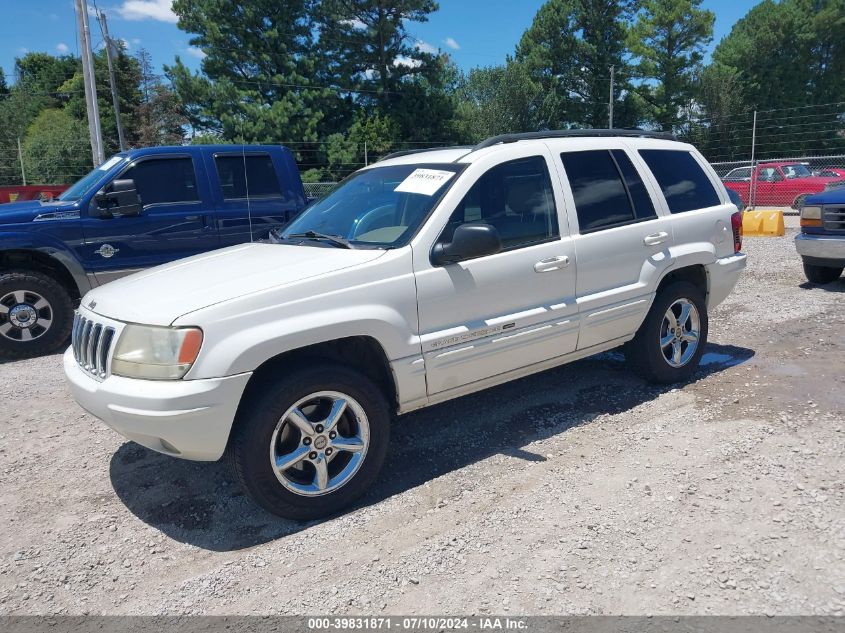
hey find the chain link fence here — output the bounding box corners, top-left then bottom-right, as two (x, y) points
(302, 181), (337, 200)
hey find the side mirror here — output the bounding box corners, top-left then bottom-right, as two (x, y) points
(431, 223), (502, 266)
(96, 179), (142, 218)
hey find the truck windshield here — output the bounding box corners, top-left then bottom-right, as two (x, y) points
(280, 163), (463, 248)
(58, 155), (126, 201)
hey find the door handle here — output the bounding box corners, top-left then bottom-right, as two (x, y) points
(534, 255), (569, 273)
(643, 231), (669, 246)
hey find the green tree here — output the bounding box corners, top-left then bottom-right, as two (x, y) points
(167, 0), (332, 144)
(21, 109), (90, 184)
(628, 0), (714, 131)
(454, 61), (542, 140)
(516, 0), (637, 129)
(711, 0), (845, 156)
(320, 112), (398, 180)
(316, 0), (455, 142)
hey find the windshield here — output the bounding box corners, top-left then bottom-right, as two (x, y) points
(781, 164), (812, 179)
(58, 155), (126, 201)
(281, 163), (463, 247)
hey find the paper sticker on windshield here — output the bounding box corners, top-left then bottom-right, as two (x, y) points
(394, 169), (455, 196)
(98, 155), (123, 171)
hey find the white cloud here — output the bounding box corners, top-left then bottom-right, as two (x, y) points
(185, 46), (206, 59)
(444, 37), (460, 50)
(116, 0), (177, 23)
(120, 38), (131, 49)
(56, 42), (70, 54)
(394, 55), (422, 68)
(340, 18), (367, 30)
(415, 40), (437, 55)
(17, 47), (28, 54)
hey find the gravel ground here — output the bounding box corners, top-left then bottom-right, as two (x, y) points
(1, 223), (843, 616)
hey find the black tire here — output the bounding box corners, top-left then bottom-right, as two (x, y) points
(625, 281), (709, 384)
(228, 363), (391, 520)
(802, 260), (843, 284)
(0, 270), (74, 360)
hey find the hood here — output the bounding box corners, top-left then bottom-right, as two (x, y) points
(84, 243), (387, 326)
(0, 200), (77, 224)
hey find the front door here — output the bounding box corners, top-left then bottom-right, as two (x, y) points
(80, 154), (218, 284)
(413, 151), (579, 396)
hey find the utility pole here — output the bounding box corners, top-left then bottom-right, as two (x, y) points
(608, 65), (615, 129)
(98, 10), (126, 151)
(17, 138), (26, 186)
(75, 0), (104, 165)
(364, 141), (368, 166)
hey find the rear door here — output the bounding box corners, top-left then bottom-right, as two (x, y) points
(550, 142), (674, 350)
(80, 153), (218, 284)
(208, 150), (301, 245)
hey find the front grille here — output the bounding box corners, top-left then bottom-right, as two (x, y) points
(823, 205), (845, 232)
(72, 313), (116, 379)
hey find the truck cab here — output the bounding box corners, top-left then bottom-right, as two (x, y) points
(795, 188), (845, 284)
(0, 145), (307, 359)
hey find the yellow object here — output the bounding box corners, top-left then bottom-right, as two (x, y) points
(742, 209), (785, 237)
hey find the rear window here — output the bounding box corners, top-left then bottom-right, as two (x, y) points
(215, 153), (283, 199)
(639, 150), (721, 213)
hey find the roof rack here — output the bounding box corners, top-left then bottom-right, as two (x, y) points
(378, 146), (473, 162)
(472, 128), (675, 151)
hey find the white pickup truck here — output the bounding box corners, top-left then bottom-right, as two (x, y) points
(64, 131), (746, 519)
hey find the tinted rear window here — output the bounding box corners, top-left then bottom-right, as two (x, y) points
(639, 150), (721, 213)
(216, 154), (282, 199)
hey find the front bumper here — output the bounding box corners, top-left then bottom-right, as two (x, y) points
(706, 252), (747, 309)
(64, 349), (251, 461)
(795, 233), (845, 265)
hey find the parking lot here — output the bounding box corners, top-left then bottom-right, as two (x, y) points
(1, 219), (843, 616)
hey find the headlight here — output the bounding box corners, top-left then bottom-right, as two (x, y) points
(800, 205), (822, 228)
(111, 324), (203, 380)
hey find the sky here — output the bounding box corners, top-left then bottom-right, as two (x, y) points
(2, 0), (757, 84)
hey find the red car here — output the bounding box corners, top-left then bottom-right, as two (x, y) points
(722, 162), (844, 208)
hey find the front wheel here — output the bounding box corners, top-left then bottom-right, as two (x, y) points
(0, 270), (74, 360)
(802, 260), (843, 284)
(228, 363), (390, 520)
(625, 281), (709, 384)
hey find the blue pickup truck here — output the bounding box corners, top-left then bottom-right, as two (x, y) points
(0, 145), (308, 359)
(795, 188), (845, 284)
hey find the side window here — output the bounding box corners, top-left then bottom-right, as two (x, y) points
(638, 149), (721, 213)
(560, 150), (634, 233)
(215, 154), (283, 199)
(444, 156), (559, 250)
(122, 157), (198, 206)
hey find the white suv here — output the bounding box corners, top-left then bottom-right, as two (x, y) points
(64, 131), (747, 519)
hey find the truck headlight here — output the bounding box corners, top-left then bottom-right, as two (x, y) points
(800, 205), (822, 228)
(111, 325), (203, 380)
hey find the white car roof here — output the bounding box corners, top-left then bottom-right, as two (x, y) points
(370, 133), (694, 170)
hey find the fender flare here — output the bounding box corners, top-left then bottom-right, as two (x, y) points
(0, 232), (92, 296)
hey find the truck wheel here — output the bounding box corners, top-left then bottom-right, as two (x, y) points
(802, 260), (843, 284)
(228, 363), (390, 520)
(625, 281), (708, 384)
(0, 270), (74, 360)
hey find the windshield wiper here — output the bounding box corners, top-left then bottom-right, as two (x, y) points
(284, 230), (354, 249)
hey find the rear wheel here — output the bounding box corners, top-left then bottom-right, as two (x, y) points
(228, 363), (390, 520)
(0, 270), (74, 360)
(625, 281), (708, 384)
(802, 260), (843, 284)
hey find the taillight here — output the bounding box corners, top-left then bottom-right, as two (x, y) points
(731, 210), (743, 253)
